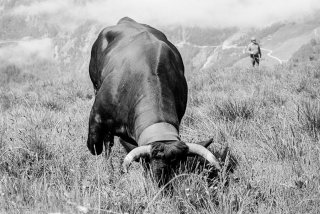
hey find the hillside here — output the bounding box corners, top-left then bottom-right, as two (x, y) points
(1, 9), (320, 73)
(290, 33), (320, 64)
(2, 46), (320, 213)
(2, 2), (320, 213)
(1, 1), (320, 72)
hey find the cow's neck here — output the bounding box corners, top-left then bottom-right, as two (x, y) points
(132, 96), (180, 146)
(137, 122), (180, 146)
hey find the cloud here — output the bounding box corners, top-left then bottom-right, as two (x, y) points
(9, 0), (320, 28)
(0, 38), (53, 64)
(12, 0), (69, 16)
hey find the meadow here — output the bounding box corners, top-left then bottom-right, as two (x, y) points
(1, 57), (320, 213)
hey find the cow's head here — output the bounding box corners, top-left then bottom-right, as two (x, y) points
(123, 139), (221, 184)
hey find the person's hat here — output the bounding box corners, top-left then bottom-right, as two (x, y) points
(251, 37), (256, 42)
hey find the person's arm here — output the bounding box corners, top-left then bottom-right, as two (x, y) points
(258, 45), (262, 58)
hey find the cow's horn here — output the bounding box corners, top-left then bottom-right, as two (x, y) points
(122, 145), (152, 172)
(186, 143), (221, 170)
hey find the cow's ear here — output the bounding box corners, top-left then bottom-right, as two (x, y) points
(195, 138), (213, 148)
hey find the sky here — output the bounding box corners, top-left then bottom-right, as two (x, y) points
(9, 0), (320, 28)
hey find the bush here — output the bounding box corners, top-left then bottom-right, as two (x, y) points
(0, 94), (11, 111)
(0, 129), (56, 179)
(42, 98), (65, 112)
(215, 99), (255, 122)
(0, 64), (36, 86)
(0, 64), (21, 84)
(298, 100), (320, 140)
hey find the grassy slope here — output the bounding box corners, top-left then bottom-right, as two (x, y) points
(261, 23), (318, 60)
(1, 57), (320, 213)
(291, 38), (320, 65)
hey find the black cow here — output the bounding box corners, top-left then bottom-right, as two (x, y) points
(87, 17), (220, 182)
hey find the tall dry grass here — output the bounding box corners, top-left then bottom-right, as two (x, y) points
(1, 60), (320, 213)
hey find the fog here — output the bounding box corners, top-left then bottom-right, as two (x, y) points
(0, 38), (53, 64)
(2, 0), (320, 65)
(10, 0), (320, 28)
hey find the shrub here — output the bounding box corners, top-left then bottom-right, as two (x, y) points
(298, 100), (320, 140)
(0, 94), (11, 111)
(42, 99), (65, 112)
(0, 64), (21, 84)
(215, 99), (255, 122)
(0, 64), (36, 86)
(1, 132), (54, 179)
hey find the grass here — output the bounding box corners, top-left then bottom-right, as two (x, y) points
(215, 99), (255, 122)
(1, 58), (320, 213)
(298, 100), (320, 140)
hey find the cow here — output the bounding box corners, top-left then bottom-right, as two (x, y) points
(87, 17), (221, 183)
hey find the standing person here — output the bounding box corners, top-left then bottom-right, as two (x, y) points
(247, 37), (261, 67)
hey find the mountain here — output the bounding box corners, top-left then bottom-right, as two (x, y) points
(1, 3), (320, 76)
(163, 19), (320, 71)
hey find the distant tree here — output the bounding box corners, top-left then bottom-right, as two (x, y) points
(310, 38), (317, 46)
(290, 38), (320, 64)
(0, 64), (21, 84)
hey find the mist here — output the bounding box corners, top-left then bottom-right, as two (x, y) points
(0, 38), (53, 64)
(10, 0), (320, 28)
(2, 0), (320, 65)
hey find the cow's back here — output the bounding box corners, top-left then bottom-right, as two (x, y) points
(89, 18), (187, 140)
(90, 18), (183, 89)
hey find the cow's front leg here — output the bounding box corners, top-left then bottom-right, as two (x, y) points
(104, 134), (114, 159)
(87, 105), (107, 155)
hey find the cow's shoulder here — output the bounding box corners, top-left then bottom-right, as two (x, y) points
(116, 17), (167, 41)
(98, 17), (167, 46)
(117, 17), (137, 24)
(141, 24), (167, 41)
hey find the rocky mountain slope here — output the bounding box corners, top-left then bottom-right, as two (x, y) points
(1, 1), (320, 75)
